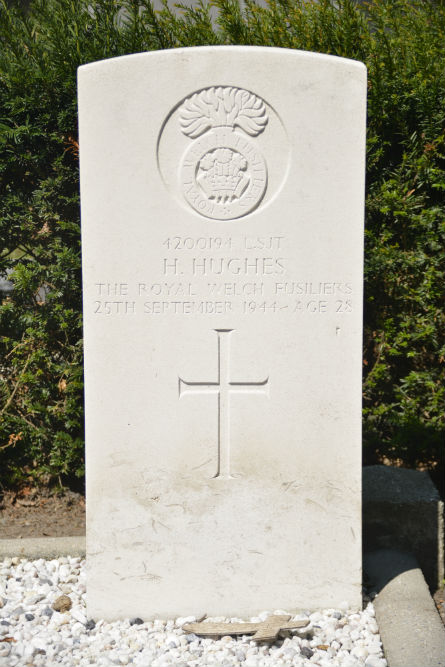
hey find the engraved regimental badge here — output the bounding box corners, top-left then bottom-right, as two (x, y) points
(178, 87), (269, 220)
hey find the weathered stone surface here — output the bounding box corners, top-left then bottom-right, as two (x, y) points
(78, 46), (366, 619)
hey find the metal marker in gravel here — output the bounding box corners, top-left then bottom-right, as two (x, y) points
(0, 558), (387, 667)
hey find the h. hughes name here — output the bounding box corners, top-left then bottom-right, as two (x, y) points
(163, 257), (286, 276)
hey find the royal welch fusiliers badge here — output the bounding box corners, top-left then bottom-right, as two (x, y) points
(178, 87), (269, 220)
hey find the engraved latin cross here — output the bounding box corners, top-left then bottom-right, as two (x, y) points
(179, 329), (269, 479)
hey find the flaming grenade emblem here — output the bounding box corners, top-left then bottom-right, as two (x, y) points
(179, 87), (268, 220)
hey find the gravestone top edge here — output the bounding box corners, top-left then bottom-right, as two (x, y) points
(77, 45), (367, 76)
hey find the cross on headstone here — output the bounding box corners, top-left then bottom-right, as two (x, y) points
(179, 329), (269, 479)
(183, 614), (309, 642)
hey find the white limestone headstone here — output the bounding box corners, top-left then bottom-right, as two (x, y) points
(78, 46), (366, 620)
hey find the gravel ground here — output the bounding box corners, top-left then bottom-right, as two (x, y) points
(0, 557), (387, 667)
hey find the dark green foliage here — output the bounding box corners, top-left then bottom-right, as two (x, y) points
(1, 0), (444, 490)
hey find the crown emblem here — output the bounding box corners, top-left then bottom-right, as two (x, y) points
(197, 148), (248, 203)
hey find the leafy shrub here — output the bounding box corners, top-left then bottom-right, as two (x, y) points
(1, 0), (444, 490)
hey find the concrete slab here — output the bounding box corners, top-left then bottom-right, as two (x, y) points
(365, 549), (445, 667)
(363, 465), (444, 589)
(0, 536), (85, 560)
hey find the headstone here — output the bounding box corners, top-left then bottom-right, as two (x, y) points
(78, 46), (366, 620)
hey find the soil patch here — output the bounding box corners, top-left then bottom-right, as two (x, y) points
(0, 487), (85, 539)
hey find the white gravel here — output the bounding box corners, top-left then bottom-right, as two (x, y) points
(0, 557), (387, 667)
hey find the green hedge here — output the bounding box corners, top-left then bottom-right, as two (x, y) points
(1, 0), (444, 490)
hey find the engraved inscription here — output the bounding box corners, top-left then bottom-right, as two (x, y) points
(144, 301), (233, 315)
(163, 257), (286, 276)
(162, 237), (232, 250)
(91, 275), (355, 317)
(179, 330), (269, 479)
(179, 88), (269, 220)
(94, 301), (135, 314)
(162, 236), (284, 250)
